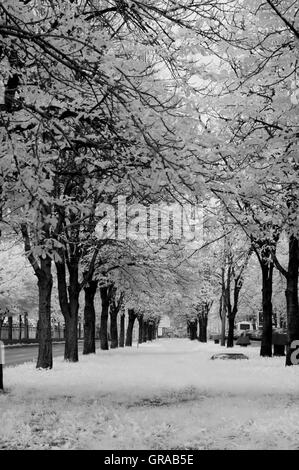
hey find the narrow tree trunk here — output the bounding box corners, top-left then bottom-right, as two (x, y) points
(125, 309), (136, 346)
(143, 320), (148, 342)
(100, 286), (109, 350)
(110, 309), (118, 349)
(227, 278), (242, 348)
(119, 313), (125, 347)
(285, 236), (299, 366)
(36, 256), (53, 369)
(138, 316), (144, 344)
(220, 312), (226, 346)
(220, 275), (226, 347)
(19, 315), (22, 342)
(8, 316), (12, 341)
(83, 280), (98, 355)
(260, 258), (274, 357)
(65, 264), (80, 362)
(24, 313), (29, 340)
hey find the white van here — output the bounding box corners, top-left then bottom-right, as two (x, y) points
(235, 321), (254, 337)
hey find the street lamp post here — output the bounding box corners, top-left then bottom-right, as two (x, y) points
(0, 341), (4, 390)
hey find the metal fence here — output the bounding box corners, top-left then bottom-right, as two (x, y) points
(0, 323), (84, 342)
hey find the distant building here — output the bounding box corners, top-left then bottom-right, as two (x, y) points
(158, 315), (171, 337)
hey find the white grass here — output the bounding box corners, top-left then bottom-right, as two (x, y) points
(1, 339), (299, 449)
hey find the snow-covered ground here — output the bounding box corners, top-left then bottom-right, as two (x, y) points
(1, 339), (299, 450)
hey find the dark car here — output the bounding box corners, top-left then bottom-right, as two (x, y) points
(249, 329), (263, 340)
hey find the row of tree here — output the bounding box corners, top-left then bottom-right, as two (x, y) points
(0, 0), (298, 368)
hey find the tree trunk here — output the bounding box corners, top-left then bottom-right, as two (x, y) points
(198, 316), (208, 343)
(119, 313), (125, 347)
(109, 287), (123, 349)
(36, 256), (53, 369)
(19, 315), (22, 342)
(148, 323), (153, 341)
(188, 320), (197, 340)
(99, 286), (109, 350)
(56, 259), (80, 362)
(65, 264), (79, 361)
(274, 344), (285, 357)
(220, 271), (226, 346)
(227, 276), (244, 348)
(227, 315), (235, 348)
(64, 314), (78, 362)
(8, 316), (12, 341)
(142, 320), (148, 342)
(220, 310), (226, 346)
(285, 236), (299, 366)
(125, 309), (136, 346)
(260, 258), (274, 357)
(24, 313), (29, 340)
(138, 316), (144, 344)
(83, 280), (98, 355)
(110, 309), (118, 349)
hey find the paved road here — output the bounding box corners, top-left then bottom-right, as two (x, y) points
(3, 339), (260, 367)
(3, 341), (100, 367)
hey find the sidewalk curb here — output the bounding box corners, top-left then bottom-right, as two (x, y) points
(4, 340), (84, 350)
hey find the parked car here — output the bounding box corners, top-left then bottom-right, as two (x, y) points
(249, 329), (263, 340)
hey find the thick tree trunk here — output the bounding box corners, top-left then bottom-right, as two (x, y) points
(148, 323), (153, 341)
(100, 286), (109, 350)
(64, 314), (78, 362)
(119, 313), (125, 347)
(138, 316), (144, 344)
(36, 256), (53, 369)
(83, 280), (98, 355)
(188, 320), (197, 340)
(260, 258), (274, 357)
(227, 316), (235, 348)
(56, 259), (80, 362)
(198, 316), (208, 343)
(285, 236), (299, 366)
(110, 310), (118, 349)
(125, 309), (136, 346)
